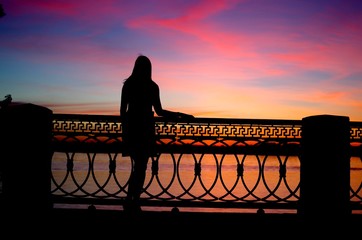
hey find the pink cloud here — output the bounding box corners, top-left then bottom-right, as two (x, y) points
(8, 0), (125, 19)
(3, 0), (362, 121)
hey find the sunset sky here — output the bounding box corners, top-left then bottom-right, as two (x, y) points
(1, 0), (362, 120)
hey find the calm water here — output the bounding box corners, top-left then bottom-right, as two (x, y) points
(51, 152), (362, 214)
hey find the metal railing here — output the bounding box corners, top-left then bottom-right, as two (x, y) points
(51, 114), (362, 212)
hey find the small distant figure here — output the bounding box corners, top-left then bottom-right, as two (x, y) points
(120, 55), (194, 213)
(88, 204), (96, 211)
(171, 207), (180, 214)
(0, 94), (12, 109)
(257, 207), (265, 215)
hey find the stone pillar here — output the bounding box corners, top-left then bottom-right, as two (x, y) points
(299, 115), (350, 221)
(0, 103), (53, 215)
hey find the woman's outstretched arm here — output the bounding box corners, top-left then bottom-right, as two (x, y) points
(153, 84), (194, 119)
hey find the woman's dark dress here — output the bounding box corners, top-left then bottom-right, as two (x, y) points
(121, 80), (157, 157)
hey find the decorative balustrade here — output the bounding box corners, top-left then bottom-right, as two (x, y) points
(50, 114), (362, 213)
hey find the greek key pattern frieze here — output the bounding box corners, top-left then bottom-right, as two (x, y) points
(50, 114), (362, 212)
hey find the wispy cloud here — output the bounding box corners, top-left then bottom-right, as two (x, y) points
(1, 0), (362, 120)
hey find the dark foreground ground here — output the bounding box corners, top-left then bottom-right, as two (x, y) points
(1, 206), (361, 238)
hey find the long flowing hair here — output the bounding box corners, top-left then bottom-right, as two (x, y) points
(125, 55), (152, 83)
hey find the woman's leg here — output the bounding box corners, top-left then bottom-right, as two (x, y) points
(126, 153), (149, 211)
(132, 154), (149, 206)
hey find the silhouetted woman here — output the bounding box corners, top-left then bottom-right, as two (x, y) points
(120, 55), (194, 213)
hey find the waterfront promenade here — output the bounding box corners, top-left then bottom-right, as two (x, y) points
(1, 105), (361, 237)
(50, 207), (361, 228)
(2, 205), (361, 238)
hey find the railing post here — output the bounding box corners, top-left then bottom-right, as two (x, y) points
(0, 103), (53, 216)
(299, 115), (350, 221)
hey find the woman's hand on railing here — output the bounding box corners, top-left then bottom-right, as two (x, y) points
(177, 112), (195, 120)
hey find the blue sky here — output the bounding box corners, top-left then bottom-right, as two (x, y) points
(1, 0), (362, 120)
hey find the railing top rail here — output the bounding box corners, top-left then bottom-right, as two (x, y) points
(51, 113), (362, 141)
(52, 113), (303, 125)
